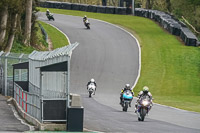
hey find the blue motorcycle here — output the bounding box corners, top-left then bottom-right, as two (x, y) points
(121, 90), (133, 112)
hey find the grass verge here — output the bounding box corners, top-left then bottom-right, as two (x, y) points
(38, 21), (69, 49)
(11, 20), (68, 54)
(38, 7), (200, 112)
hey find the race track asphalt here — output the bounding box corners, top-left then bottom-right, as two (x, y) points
(0, 95), (29, 132)
(38, 13), (200, 133)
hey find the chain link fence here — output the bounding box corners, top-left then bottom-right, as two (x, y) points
(0, 52), (28, 96)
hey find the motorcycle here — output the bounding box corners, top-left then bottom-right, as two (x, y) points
(136, 95), (152, 121)
(87, 83), (96, 98)
(47, 13), (55, 21)
(121, 90), (133, 112)
(84, 19), (90, 29)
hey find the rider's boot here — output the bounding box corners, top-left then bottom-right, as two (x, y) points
(119, 100), (122, 105)
(134, 104), (137, 113)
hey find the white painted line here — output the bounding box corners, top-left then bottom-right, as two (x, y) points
(44, 22), (71, 45)
(8, 104), (35, 131)
(40, 20), (73, 57)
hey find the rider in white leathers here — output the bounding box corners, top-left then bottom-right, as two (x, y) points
(87, 78), (97, 95)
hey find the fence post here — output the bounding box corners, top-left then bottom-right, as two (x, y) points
(22, 91), (24, 109)
(19, 88), (20, 106)
(0, 66), (3, 94)
(19, 54), (24, 81)
(26, 93), (27, 112)
(4, 52), (9, 96)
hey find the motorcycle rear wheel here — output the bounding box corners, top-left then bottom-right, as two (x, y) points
(89, 91), (92, 98)
(123, 102), (128, 112)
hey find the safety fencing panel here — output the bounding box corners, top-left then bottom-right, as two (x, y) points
(14, 83), (41, 122)
(42, 99), (66, 122)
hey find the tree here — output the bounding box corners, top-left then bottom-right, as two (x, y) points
(4, 13), (18, 52)
(166, 0), (171, 12)
(0, 5), (8, 50)
(145, 0), (151, 9)
(24, 0), (32, 46)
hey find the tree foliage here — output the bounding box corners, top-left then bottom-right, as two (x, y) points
(0, 0), (39, 52)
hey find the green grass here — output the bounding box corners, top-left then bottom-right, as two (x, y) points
(38, 7), (200, 112)
(11, 41), (35, 54)
(36, 22), (49, 48)
(38, 21), (69, 49)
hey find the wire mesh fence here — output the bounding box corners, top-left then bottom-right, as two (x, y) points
(0, 51), (28, 96)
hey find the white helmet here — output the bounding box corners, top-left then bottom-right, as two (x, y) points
(125, 84), (130, 89)
(143, 86), (149, 92)
(90, 78), (95, 82)
(47, 9), (49, 12)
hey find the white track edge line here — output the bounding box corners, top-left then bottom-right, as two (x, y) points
(8, 104), (35, 131)
(43, 21), (71, 45)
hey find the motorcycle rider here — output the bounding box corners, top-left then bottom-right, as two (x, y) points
(120, 84), (134, 107)
(83, 15), (87, 22)
(83, 15), (90, 27)
(87, 78), (97, 95)
(135, 86), (153, 113)
(46, 9), (50, 16)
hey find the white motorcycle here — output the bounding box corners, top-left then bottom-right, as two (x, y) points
(87, 83), (96, 98)
(84, 19), (90, 29)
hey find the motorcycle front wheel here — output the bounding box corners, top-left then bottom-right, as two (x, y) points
(140, 108), (147, 121)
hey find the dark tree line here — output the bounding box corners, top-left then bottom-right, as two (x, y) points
(0, 0), (39, 52)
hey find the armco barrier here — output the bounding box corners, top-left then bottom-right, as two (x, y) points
(46, 1), (61, 9)
(106, 6), (115, 14)
(169, 23), (181, 36)
(135, 8), (198, 46)
(79, 4), (88, 11)
(60, 2), (72, 10)
(39, 1), (131, 15)
(180, 27), (198, 46)
(71, 3), (80, 11)
(87, 5), (97, 12)
(96, 6), (106, 13)
(115, 7), (127, 15)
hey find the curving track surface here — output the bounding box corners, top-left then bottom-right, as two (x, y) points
(38, 13), (200, 133)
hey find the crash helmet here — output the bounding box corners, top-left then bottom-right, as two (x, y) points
(125, 84), (130, 90)
(47, 9), (49, 12)
(84, 15), (87, 18)
(143, 86), (149, 93)
(90, 78), (95, 83)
